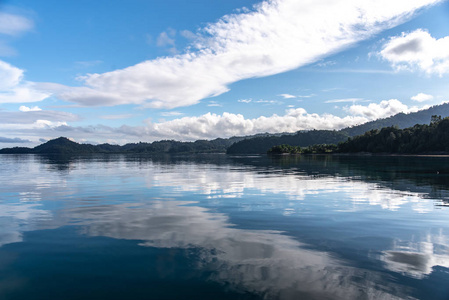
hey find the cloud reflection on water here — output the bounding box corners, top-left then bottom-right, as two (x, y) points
(0, 155), (448, 298)
(63, 200), (410, 300)
(381, 230), (449, 279)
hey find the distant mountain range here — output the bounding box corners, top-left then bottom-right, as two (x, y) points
(2, 102), (449, 155)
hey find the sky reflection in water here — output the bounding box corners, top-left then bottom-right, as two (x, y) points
(0, 154), (448, 300)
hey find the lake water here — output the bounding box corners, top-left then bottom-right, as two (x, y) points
(0, 154), (448, 300)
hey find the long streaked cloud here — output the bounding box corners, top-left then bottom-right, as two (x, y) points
(380, 29), (449, 76)
(0, 60), (51, 103)
(0, 106), (79, 124)
(325, 98), (364, 103)
(279, 94), (296, 99)
(39, 0), (442, 109)
(0, 136), (31, 143)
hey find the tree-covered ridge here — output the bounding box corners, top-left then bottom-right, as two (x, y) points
(0, 136), (245, 154)
(3, 103), (449, 155)
(227, 130), (349, 154)
(229, 102), (449, 154)
(267, 116), (449, 155)
(340, 102), (449, 136)
(338, 116), (449, 154)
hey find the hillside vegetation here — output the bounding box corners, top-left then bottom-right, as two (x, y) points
(228, 103), (449, 154)
(268, 116), (449, 155)
(338, 116), (449, 154)
(2, 103), (449, 155)
(0, 136), (245, 154)
(227, 130), (348, 154)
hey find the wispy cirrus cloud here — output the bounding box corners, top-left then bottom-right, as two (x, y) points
(0, 109), (79, 125)
(159, 111), (184, 117)
(279, 94), (296, 99)
(325, 98), (364, 104)
(0, 136), (31, 143)
(0, 12), (33, 36)
(40, 0), (442, 109)
(100, 114), (134, 120)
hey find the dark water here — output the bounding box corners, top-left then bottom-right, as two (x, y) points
(0, 154), (449, 300)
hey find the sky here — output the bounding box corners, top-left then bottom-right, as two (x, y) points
(1, 0), (449, 147)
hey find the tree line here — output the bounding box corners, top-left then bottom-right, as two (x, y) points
(267, 116), (449, 155)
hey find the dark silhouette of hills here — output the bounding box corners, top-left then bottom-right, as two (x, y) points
(227, 103), (449, 154)
(0, 136), (245, 154)
(337, 116), (449, 154)
(226, 130), (348, 154)
(340, 102), (449, 136)
(2, 102), (449, 155)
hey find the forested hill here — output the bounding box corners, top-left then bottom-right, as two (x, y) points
(226, 130), (349, 154)
(2, 103), (449, 155)
(338, 116), (449, 154)
(341, 102), (449, 136)
(227, 103), (449, 154)
(0, 136), (245, 154)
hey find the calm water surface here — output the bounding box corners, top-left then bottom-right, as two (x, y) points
(0, 154), (448, 300)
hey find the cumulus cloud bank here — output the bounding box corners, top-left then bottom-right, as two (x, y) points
(1, 99), (425, 146)
(42, 0), (441, 108)
(348, 99), (422, 119)
(380, 29), (449, 75)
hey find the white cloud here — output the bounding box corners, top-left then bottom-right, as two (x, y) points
(0, 13), (33, 36)
(254, 99), (282, 104)
(411, 92), (433, 102)
(207, 101), (222, 107)
(316, 60), (336, 67)
(297, 94), (315, 99)
(43, 0), (442, 109)
(348, 99), (420, 120)
(238, 99), (252, 103)
(143, 109), (368, 141)
(380, 29), (449, 76)
(325, 98), (364, 103)
(159, 111), (184, 117)
(19, 105), (42, 112)
(156, 30), (176, 47)
(0, 109), (79, 124)
(279, 94), (296, 99)
(0, 60), (51, 103)
(100, 114), (134, 120)
(0, 99), (434, 145)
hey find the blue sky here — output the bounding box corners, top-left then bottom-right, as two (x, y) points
(1, 0), (449, 147)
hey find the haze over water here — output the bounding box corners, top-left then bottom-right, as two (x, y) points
(0, 154), (448, 300)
